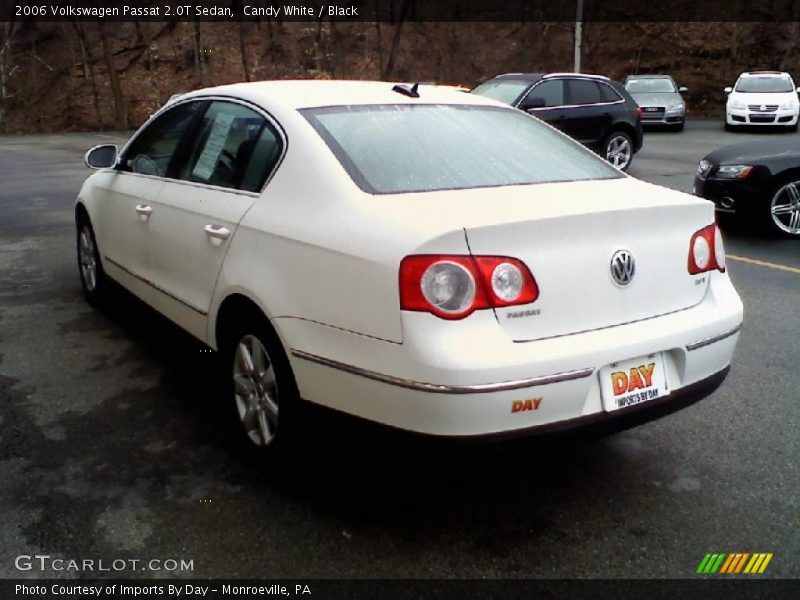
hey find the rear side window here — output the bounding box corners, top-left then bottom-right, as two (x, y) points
(598, 83), (622, 103)
(566, 80), (604, 105)
(178, 101), (283, 192)
(302, 104), (622, 194)
(524, 80), (564, 107)
(122, 101), (204, 177)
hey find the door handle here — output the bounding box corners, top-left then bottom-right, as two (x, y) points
(135, 204), (152, 221)
(204, 224), (231, 244)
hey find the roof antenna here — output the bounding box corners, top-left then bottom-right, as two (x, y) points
(392, 82), (420, 98)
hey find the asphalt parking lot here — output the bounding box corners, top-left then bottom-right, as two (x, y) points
(0, 119), (797, 579)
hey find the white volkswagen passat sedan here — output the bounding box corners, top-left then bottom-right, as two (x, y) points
(724, 71), (800, 131)
(76, 81), (743, 448)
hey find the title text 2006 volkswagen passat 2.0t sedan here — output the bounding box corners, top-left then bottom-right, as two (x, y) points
(76, 81), (743, 450)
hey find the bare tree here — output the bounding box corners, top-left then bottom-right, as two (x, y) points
(383, 0), (414, 78)
(238, 21), (251, 81)
(0, 21), (20, 129)
(97, 21), (128, 129)
(192, 20), (205, 86)
(70, 21), (102, 126)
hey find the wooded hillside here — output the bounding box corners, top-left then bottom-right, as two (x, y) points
(1, 20), (799, 133)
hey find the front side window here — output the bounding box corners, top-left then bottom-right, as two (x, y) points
(566, 79), (604, 105)
(735, 77), (794, 93)
(524, 80), (564, 107)
(471, 79), (533, 105)
(178, 101), (282, 192)
(121, 101), (204, 177)
(302, 104), (622, 195)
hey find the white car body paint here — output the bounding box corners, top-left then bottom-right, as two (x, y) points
(77, 80), (743, 437)
(726, 72), (799, 127)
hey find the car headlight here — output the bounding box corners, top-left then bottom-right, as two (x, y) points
(779, 100), (798, 110)
(714, 165), (753, 180)
(730, 99), (745, 110)
(669, 103), (685, 111)
(697, 159), (712, 179)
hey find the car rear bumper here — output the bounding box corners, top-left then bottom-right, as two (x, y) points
(282, 272), (743, 437)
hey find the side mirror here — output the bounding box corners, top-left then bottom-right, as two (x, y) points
(85, 144), (118, 169)
(678, 86), (688, 93)
(519, 97), (546, 111)
(724, 87), (733, 94)
(796, 86), (800, 93)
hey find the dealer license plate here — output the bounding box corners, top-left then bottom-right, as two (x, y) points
(600, 353), (669, 412)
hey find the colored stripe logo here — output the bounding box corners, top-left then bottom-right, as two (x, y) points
(696, 552), (773, 574)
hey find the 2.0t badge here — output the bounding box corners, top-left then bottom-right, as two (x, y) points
(610, 249), (636, 286)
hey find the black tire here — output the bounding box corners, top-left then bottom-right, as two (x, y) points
(673, 122), (685, 132)
(787, 123), (798, 133)
(219, 309), (301, 453)
(724, 122), (736, 132)
(76, 213), (108, 306)
(602, 130), (634, 171)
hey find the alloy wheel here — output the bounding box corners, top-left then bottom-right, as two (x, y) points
(770, 181), (800, 236)
(605, 135), (632, 170)
(232, 334), (280, 446)
(78, 226), (98, 292)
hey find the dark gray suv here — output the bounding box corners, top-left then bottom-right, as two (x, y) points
(471, 72), (644, 171)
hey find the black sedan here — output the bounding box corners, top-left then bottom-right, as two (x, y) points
(694, 138), (800, 237)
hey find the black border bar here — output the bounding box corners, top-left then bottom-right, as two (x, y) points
(4, 579), (800, 600)
(3, 0), (800, 22)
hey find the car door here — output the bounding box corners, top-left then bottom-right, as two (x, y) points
(92, 101), (204, 288)
(561, 79), (613, 145)
(144, 99), (285, 340)
(519, 79), (568, 130)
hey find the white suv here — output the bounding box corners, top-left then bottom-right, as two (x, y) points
(725, 71), (799, 131)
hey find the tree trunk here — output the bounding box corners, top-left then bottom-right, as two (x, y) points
(383, 0), (414, 79)
(70, 21), (102, 127)
(238, 21), (251, 81)
(193, 20), (205, 86)
(98, 21), (128, 129)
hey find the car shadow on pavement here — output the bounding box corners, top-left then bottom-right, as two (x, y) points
(83, 280), (650, 528)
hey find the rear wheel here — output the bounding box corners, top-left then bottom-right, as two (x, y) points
(768, 179), (800, 237)
(221, 311), (300, 451)
(603, 131), (633, 171)
(76, 214), (108, 305)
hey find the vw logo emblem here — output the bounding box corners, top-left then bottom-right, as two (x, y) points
(760, 105), (766, 111)
(610, 250), (636, 286)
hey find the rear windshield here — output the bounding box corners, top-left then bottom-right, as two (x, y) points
(470, 79), (532, 105)
(735, 77), (794, 93)
(301, 104), (623, 194)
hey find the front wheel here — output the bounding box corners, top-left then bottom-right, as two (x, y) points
(76, 215), (108, 305)
(603, 131), (633, 171)
(768, 179), (800, 237)
(222, 314), (300, 450)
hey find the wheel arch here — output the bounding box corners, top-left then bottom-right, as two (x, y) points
(212, 291), (283, 352)
(606, 121), (637, 146)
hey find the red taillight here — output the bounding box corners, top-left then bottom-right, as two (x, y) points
(636, 107), (643, 120)
(688, 224), (726, 274)
(399, 255), (539, 320)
